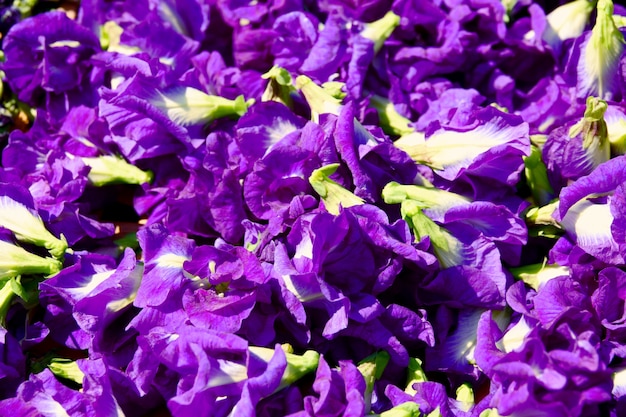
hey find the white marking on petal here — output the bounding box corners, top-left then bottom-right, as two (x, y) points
(397, 121), (523, 180)
(155, 253), (188, 269)
(266, 119), (298, 150)
(613, 367), (626, 396)
(207, 360), (248, 388)
(31, 392), (72, 417)
(157, 3), (188, 36)
(281, 274), (322, 303)
(497, 317), (532, 353)
(294, 237), (313, 260)
(560, 199), (621, 259)
(64, 270), (116, 298)
(49, 40), (81, 48)
(424, 124), (506, 171)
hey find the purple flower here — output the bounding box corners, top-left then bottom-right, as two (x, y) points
(290, 355), (366, 417)
(134, 223), (196, 309)
(591, 268), (626, 353)
(543, 97), (610, 193)
(243, 144), (321, 220)
(99, 75), (213, 163)
(475, 275), (614, 417)
(39, 248), (142, 353)
(553, 155), (626, 265)
(562, 0), (625, 101)
(333, 103), (417, 203)
(272, 12), (319, 72)
(79, 358), (127, 416)
(413, 87), (485, 133)
(1, 11), (102, 110)
(235, 101), (307, 164)
(395, 106), (530, 199)
(0, 327), (25, 399)
(182, 244), (268, 333)
(271, 205), (434, 363)
(0, 369), (87, 415)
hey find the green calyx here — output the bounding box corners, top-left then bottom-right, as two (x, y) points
(152, 87), (252, 126)
(369, 95), (414, 137)
(358, 351), (390, 413)
(262, 66), (296, 106)
(81, 155), (153, 186)
(523, 145), (554, 207)
(0, 240), (62, 280)
(361, 11), (400, 53)
(295, 75), (343, 121)
(309, 164), (364, 215)
(248, 345), (320, 392)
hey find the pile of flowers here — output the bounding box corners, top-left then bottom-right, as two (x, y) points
(1, 0), (626, 415)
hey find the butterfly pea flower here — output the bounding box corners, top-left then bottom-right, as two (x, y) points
(231, 345), (320, 416)
(150, 85), (251, 126)
(543, 97), (610, 193)
(296, 75), (344, 122)
(100, 75), (250, 163)
(236, 100), (307, 163)
(78, 358), (128, 417)
(128, 326), (315, 417)
(95, 4), (202, 81)
(567, 0), (625, 101)
(181, 244), (269, 335)
(98, 81), (192, 163)
(134, 223), (196, 309)
(382, 195), (508, 308)
(385, 379), (480, 417)
(394, 106), (530, 198)
(296, 80), (418, 202)
(261, 66), (298, 106)
(383, 181), (528, 263)
(333, 103), (417, 203)
(284, 355), (366, 417)
(590, 267), (626, 346)
(542, 0), (595, 53)
(272, 205), (434, 363)
(342, 11), (400, 99)
(243, 144), (322, 220)
(272, 13), (319, 74)
(1, 11), (102, 107)
(475, 310), (612, 417)
(39, 248), (142, 353)
(298, 11), (352, 85)
(0, 368), (88, 416)
(180, 50), (266, 105)
(0, 129), (115, 246)
(553, 155), (626, 264)
(162, 129), (248, 242)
